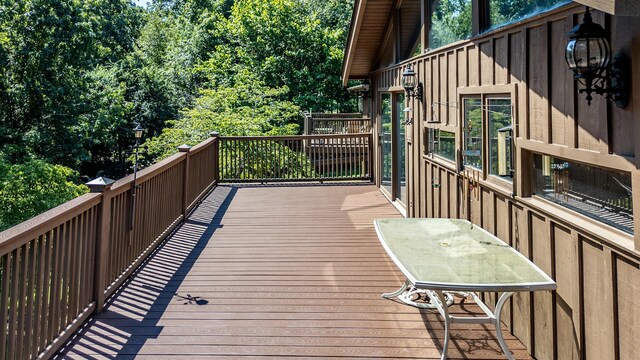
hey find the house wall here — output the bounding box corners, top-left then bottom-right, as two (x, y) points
(370, 4), (640, 359)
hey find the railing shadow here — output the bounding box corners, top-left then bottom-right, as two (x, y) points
(55, 186), (237, 359)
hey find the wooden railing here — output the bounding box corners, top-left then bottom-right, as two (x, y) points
(303, 113), (371, 135)
(0, 134), (220, 360)
(219, 134), (372, 182)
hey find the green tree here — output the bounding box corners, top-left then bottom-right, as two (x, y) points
(0, 160), (88, 231)
(142, 70), (300, 161)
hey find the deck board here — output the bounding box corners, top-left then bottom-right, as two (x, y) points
(55, 184), (533, 359)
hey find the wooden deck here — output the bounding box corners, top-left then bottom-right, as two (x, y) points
(55, 184), (533, 359)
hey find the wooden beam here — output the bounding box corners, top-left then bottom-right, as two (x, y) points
(373, 1), (400, 69)
(573, 0), (640, 16)
(420, 0), (428, 53)
(341, 0), (368, 86)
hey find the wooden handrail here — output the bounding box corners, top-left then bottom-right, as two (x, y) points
(219, 134), (373, 183)
(0, 193), (102, 254)
(0, 134), (220, 360)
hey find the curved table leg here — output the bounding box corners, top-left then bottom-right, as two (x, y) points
(495, 292), (515, 360)
(434, 290), (451, 360)
(382, 279), (410, 299)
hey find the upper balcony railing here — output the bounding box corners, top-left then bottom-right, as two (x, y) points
(303, 112), (371, 135)
(0, 131), (372, 360)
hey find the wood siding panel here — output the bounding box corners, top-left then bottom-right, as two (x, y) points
(509, 31), (527, 140)
(527, 25), (549, 143)
(530, 213), (554, 360)
(457, 48), (468, 89)
(617, 257), (640, 360)
(610, 15), (637, 157)
(582, 239), (616, 360)
(553, 225), (580, 360)
(549, 18), (574, 147)
(494, 37), (508, 85)
(480, 41), (494, 86)
(511, 205), (532, 351)
(468, 46), (480, 87)
(447, 52), (457, 126)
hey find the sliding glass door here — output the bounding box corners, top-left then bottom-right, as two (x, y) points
(379, 92), (407, 209)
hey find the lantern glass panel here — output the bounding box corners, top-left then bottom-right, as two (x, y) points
(402, 73), (416, 90)
(568, 37), (610, 76)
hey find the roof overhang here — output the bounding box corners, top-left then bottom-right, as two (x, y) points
(341, 0), (395, 86)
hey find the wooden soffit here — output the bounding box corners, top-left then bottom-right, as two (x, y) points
(341, 0), (395, 86)
(573, 0), (640, 16)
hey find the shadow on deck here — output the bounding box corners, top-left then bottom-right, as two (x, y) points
(55, 184), (532, 359)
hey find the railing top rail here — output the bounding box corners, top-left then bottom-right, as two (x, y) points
(308, 113), (364, 118)
(190, 136), (218, 155)
(110, 152), (185, 194)
(221, 133), (372, 141)
(0, 192), (102, 254)
(309, 118), (371, 122)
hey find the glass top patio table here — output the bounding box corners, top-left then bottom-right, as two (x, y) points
(374, 218), (556, 292)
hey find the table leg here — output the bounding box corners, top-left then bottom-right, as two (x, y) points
(494, 292), (515, 360)
(382, 279), (410, 299)
(434, 290), (451, 360)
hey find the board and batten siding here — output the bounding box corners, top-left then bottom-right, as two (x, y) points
(370, 4), (640, 360)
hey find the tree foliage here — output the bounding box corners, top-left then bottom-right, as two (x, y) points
(0, 0), (355, 228)
(0, 160), (88, 231)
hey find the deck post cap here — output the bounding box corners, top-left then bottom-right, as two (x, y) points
(210, 131), (220, 137)
(86, 177), (116, 193)
(177, 144), (192, 152)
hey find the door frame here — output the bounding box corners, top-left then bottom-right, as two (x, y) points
(378, 91), (408, 215)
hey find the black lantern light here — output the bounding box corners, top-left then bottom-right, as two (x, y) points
(566, 6), (630, 108)
(402, 65), (423, 101)
(134, 123), (145, 139)
(130, 123), (145, 230)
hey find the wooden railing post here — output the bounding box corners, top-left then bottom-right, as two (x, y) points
(178, 144), (192, 219)
(210, 132), (220, 183)
(86, 176), (116, 313)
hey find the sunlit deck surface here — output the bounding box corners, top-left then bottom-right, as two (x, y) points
(56, 184), (533, 359)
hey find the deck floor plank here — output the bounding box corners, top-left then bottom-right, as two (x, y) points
(55, 184), (532, 359)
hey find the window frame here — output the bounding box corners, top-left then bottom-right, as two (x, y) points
(426, 126), (457, 165)
(530, 152), (634, 235)
(457, 84), (517, 192)
(420, 0), (572, 53)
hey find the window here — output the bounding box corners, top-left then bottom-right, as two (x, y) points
(462, 98), (482, 169)
(433, 129), (456, 161)
(533, 155), (633, 234)
(462, 95), (513, 181)
(487, 0), (570, 32)
(487, 98), (512, 178)
(429, 0), (472, 50)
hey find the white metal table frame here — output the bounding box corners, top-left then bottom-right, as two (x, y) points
(374, 218), (556, 360)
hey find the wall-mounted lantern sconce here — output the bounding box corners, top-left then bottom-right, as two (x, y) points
(565, 6), (630, 108)
(401, 65), (423, 101)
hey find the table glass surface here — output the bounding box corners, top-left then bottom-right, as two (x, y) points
(375, 218), (555, 290)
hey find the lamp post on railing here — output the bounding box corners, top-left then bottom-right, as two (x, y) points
(130, 123), (145, 230)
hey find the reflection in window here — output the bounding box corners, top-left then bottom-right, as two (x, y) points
(433, 129), (455, 161)
(533, 155), (633, 234)
(487, 0), (570, 31)
(381, 94), (392, 195)
(463, 98), (482, 169)
(487, 98), (512, 180)
(429, 0), (472, 50)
